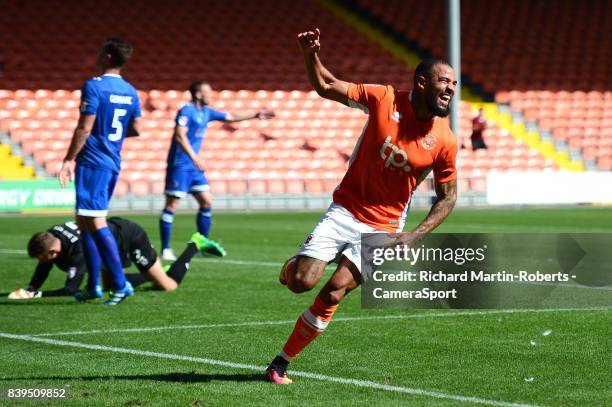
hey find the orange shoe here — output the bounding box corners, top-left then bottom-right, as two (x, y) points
(279, 256), (297, 286)
(265, 364), (294, 385)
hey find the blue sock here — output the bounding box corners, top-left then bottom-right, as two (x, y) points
(81, 230), (101, 292)
(92, 227), (125, 291)
(160, 209), (174, 250)
(197, 207), (212, 237)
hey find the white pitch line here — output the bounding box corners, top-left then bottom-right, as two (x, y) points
(30, 319), (298, 337)
(193, 257), (280, 267)
(0, 248), (27, 254)
(26, 307), (612, 338)
(0, 248), (279, 267)
(0, 332), (537, 407)
(2, 248), (611, 291)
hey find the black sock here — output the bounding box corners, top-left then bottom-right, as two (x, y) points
(271, 355), (289, 369)
(126, 273), (149, 288)
(166, 242), (199, 285)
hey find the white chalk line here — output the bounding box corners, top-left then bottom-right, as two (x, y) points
(0, 248), (27, 254)
(1, 248), (610, 292)
(0, 248), (280, 267)
(26, 307), (612, 338)
(0, 332), (538, 407)
(192, 257), (282, 267)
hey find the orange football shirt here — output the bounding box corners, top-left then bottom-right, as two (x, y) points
(332, 83), (457, 232)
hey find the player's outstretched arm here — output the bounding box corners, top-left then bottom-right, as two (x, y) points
(298, 28), (350, 106)
(411, 180), (457, 234)
(40, 268), (85, 297)
(59, 113), (96, 187)
(174, 124), (206, 171)
(7, 262), (53, 299)
(27, 261), (53, 291)
(225, 109), (275, 123)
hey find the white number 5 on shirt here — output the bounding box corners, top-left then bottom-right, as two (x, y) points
(109, 108), (127, 141)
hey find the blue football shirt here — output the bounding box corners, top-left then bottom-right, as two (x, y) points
(76, 74), (142, 172)
(167, 103), (227, 169)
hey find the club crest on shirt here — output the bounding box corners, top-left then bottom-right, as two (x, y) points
(421, 132), (437, 150)
(178, 116), (189, 126)
(391, 111), (402, 123)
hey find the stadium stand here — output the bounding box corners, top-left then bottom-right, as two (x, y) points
(496, 90), (612, 171)
(1, 87), (546, 193)
(0, 0), (410, 91)
(0, 143), (35, 180)
(0, 0), (571, 195)
(352, 0), (611, 170)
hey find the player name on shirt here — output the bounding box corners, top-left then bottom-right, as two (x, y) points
(109, 95), (134, 104)
(51, 222), (80, 243)
(77, 74), (142, 172)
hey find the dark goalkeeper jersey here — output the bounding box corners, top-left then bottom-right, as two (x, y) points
(27, 221), (86, 297)
(26, 218), (153, 296)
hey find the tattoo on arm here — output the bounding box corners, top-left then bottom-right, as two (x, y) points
(411, 180), (457, 234)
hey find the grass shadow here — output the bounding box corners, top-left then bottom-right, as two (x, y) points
(0, 371), (264, 383)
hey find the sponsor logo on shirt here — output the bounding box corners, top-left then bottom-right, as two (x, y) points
(380, 136), (411, 172)
(133, 249), (149, 267)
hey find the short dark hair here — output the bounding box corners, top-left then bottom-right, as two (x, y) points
(27, 232), (55, 258)
(414, 58), (452, 85)
(101, 37), (133, 68)
(189, 81), (210, 99)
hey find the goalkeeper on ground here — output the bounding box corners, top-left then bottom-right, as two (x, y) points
(8, 217), (217, 299)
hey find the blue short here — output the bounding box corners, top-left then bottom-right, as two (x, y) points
(75, 164), (118, 217)
(164, 166), (210, 198)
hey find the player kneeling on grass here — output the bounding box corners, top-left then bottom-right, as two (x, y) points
(8, 217), (219, 300)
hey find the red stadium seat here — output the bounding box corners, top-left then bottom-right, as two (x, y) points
(2, 0), (593, 187)
(130, 180), (151, 196)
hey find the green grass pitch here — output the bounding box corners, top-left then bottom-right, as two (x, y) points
(0, 207), (610, 406)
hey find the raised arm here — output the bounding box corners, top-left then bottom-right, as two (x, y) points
(298, 28), (350, 106)
(58, 113), (96, 187)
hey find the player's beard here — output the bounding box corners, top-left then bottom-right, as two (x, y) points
(426, 91), (451, 117)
